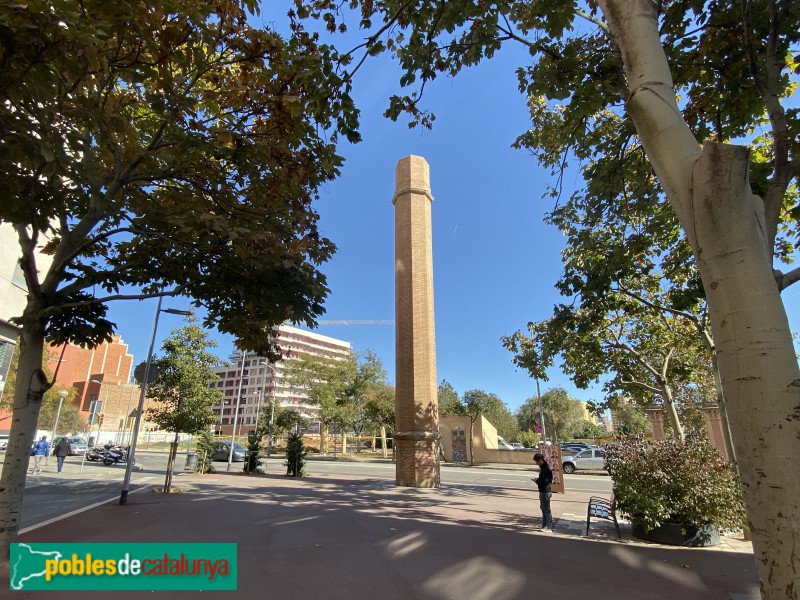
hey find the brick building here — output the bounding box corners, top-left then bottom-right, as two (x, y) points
(46, 335), (135, 413)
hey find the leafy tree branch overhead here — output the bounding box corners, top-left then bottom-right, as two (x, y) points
(293, 1), (799, 596)
(0, 0), (359, 563)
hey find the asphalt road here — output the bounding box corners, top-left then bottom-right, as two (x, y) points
(270, 456), (614, 494)
(2, 451), (612, 532)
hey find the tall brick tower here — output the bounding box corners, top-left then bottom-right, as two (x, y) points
(393, 155), (440, 488)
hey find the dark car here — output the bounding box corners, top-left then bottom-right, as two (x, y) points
(52, 436), (88, 456)
(211, 441), (249, 462)
(559, 442), (591, 455)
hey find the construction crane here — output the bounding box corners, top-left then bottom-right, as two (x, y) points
(316, 320), (394, 325)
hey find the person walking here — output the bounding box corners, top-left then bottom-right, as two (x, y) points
(532, 452), (553, 532)
(54, 437), (71, 473)
(32, 436), (50, 474)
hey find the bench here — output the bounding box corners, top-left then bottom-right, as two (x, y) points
(586, 495), (621, 538)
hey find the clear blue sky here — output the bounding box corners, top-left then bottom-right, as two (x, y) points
(103, 6), (800, 416)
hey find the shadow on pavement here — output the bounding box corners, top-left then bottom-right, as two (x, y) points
(5, 471), (759, 600)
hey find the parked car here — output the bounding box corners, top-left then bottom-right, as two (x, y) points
(0, 434), (8, 451)
(559, 442), (591, 455)
(562, 447), (606, 474)
(510, 442), (526, 450)
(211, 441), (249, 462)
(497, 436), (515, 450)
(52, 436), (88, 456)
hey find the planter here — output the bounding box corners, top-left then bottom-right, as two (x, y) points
(631, 522), (720, 547)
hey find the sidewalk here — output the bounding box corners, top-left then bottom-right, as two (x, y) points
(4, 469), (758, 599)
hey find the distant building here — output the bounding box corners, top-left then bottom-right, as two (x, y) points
(596, 414), (613, 433)
(210, 325), (351, 435)
(46, 335), (135, 413)
(580, 401), (596, 424)
(609, 395), (633, 432)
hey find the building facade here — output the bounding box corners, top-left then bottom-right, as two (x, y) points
(46, 335), (135, 413)
(1, 224), (56, 432)
(211, 325), (351, 435)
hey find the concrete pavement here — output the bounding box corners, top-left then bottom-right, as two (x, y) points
(3, 467), (758, 599)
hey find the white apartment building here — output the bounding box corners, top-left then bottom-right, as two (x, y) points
(210, 325), (351, 435)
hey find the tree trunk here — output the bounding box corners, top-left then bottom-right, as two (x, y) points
(320, 423), (328, 454)
(380, 425), (387, 459)
(164, 432), (180, 493)
(469, 418), (475, 466)
(660, 385), (684, 441)
(0, 323), (48, 569)
(711, 354), (737, 463)
(599, 2), (800, 595)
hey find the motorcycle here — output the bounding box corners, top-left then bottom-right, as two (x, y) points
(102, 444), (132, 466)
(85, 446), (106, 462)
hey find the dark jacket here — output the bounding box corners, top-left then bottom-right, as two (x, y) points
(55, 439), (71, 457)
(535, 460), (553, 493)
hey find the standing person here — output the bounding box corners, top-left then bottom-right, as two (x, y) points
(32, 436), (50, 474)
(533, 453), (553, 532)
(54, 437), (71, 473)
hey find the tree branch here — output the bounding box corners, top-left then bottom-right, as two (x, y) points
(619, 378), (661, 395)
(39, 287), (186, 315)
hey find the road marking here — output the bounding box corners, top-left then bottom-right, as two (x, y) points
(19, 477), (156, 535)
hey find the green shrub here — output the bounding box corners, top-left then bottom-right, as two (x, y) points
(604, 437), (745, 531)
(285, 432), (307, 477)
(244, 429), (262, 475)
(195, 430), (215, 474)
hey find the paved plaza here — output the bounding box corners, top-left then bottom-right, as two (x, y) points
(2, 467), (758, 599)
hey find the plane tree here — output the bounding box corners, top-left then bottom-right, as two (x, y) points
(504, 279), (715, 441)
(145, 315), (221, 493)
(292, 1), (800, 593)
(462, 389), (504, 465)
(363, 381), (395, 457)
(437, 380), (464, 417)
(0, 0), (359, 562)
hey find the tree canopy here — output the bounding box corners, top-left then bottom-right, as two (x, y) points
(145, 315), (222, 436)
(1, 0), (360, 354)
(291, 2), (800, 593)
(0, 0), (360, 561)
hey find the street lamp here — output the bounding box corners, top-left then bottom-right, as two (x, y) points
(119, 296), (190, 505)
(254, 361), (275, 432)
(227, 350), (248, 472)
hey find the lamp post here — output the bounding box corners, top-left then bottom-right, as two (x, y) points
(119, 296), (191, 505)
(227, 350), (248, 472)
(254, 361), (276, 432)
(265, 363), (277, 459)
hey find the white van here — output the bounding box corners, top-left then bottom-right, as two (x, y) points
(497, 436), (515, 450)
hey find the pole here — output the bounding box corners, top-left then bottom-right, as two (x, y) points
(227, 350), (247, 471)
(45, 391), (66, 466)
(121, 384), (136, 446)
(119, 295), (163, 505)
(536, 378), (547, 443)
